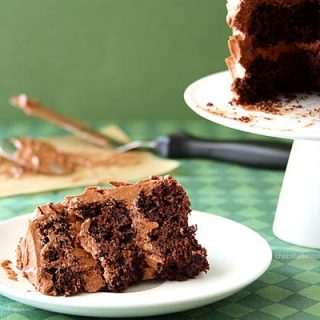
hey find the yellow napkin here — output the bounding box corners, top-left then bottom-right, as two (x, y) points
(0, 125), (179, 197)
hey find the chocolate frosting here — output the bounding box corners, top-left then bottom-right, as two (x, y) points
(13, 137), (74, 175)
(17, 203), (105, 295)
(8, 136), (142, 177)
(227, 41), (320, 80)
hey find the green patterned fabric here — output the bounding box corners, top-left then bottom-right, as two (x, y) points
(1, 120), (319, 320)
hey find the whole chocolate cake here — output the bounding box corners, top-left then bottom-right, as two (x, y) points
(17, 176), (209, 296)
(226, 0), (320, 104)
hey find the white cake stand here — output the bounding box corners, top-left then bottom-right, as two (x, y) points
(184, 71), (320, 249)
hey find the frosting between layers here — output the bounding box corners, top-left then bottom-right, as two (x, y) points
(226, 41), (320, 80)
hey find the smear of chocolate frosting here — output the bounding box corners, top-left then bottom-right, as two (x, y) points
(1, 137), (141, 178)
(13, 137), (74, 175)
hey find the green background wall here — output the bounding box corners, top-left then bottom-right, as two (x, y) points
(0, 0), (229, 121)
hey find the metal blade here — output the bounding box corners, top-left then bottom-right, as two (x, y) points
(0, 137), (18, 162)
(116, 140), (156, 153)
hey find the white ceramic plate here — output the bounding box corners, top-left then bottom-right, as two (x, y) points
(184, 71), (320, 141)
(0, 211), (272, 317)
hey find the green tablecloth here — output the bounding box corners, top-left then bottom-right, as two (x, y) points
(1, 120), (319, 320)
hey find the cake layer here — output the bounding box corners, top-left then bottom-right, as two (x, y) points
(228, 0), (319, 47)
(77, 199), (145, 292)
(135, 178), (207, 281)
(17, 176), (209, 296)
(248, 1), (319, 47)
(230, 47), (320, 104)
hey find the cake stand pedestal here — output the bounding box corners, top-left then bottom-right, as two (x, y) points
(274, 140), (320, 248)
(184, 71), (320, 249)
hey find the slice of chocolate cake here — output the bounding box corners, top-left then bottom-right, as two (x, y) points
(226, 0), (320, 104)
(17, 176), (209, 296)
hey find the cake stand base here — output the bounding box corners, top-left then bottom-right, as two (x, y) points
(273, 140), (320, 249)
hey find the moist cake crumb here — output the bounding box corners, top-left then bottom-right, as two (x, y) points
(1, 260), (18, 281)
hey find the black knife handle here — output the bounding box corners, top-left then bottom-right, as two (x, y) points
(155, 133), (291, 169)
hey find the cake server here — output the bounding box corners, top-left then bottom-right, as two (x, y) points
(116, 132), (291, 169)
(10, 94), (291, 169)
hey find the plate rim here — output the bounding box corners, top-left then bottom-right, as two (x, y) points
(184, 70), (320, 141)
(0, 210), (272, 317)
